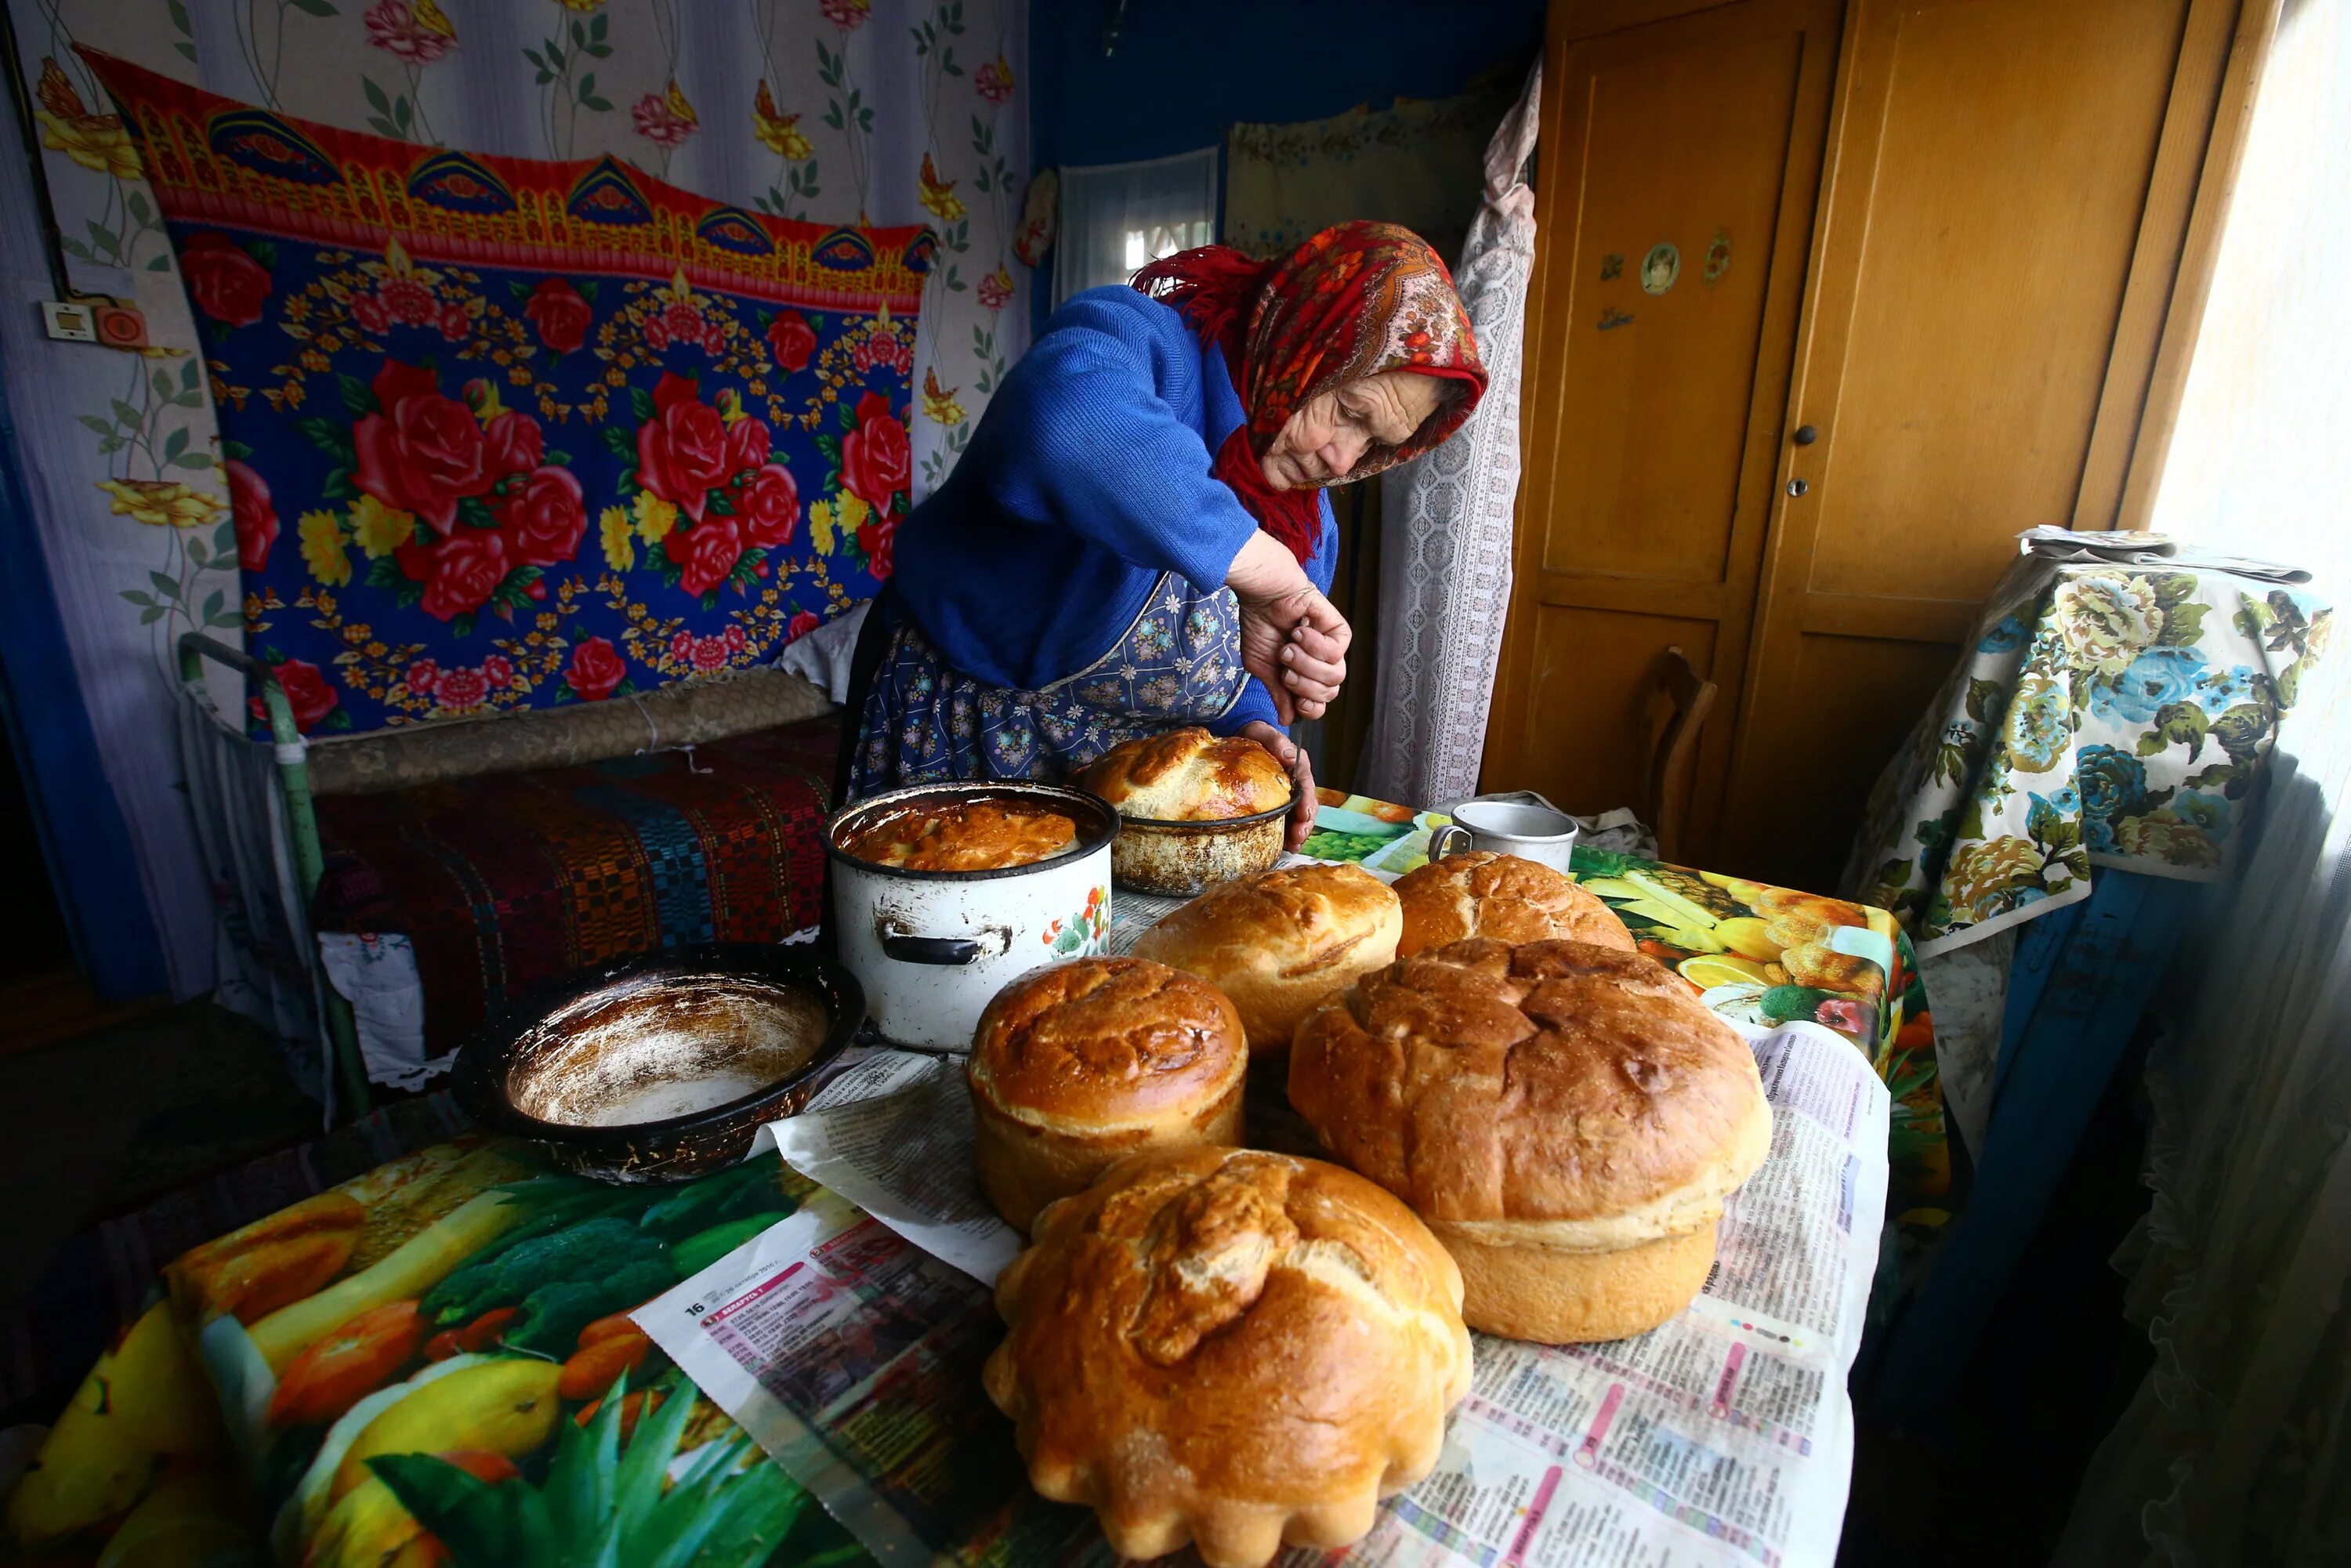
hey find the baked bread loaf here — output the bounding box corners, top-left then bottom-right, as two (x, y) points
(1289, 938), (1772, 1342)
(984, 1146), (1472, 1567)
(1392, 850), (1636, 957)
(835, 798), (1076, 871)
(1131, 864), (1401, 1054)
(1077, 726), (1292, 820)
(967, 958), (1247, 1232)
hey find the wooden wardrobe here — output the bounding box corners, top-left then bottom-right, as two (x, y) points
(1485, 0), (2273, 890)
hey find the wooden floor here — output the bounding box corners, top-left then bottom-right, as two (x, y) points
(0, 969), (168, 1059)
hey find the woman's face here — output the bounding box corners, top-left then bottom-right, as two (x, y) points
(1261, 371), (1444, 491)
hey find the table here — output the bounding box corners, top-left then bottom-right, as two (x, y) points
(9, 794), (1931, 1566)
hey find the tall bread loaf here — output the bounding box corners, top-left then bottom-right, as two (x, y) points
(1288, 937), (1772, 1342)
(1131, 864), (1401, 1054)
(1390, 851), (1634, 957)
(1077, 726), (1292, 820)
(967, 957), (1247, 1232)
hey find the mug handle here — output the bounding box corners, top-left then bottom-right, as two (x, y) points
(1429, 824), (1473, 862)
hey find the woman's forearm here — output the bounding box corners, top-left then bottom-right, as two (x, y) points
(1224, 529), (1312, 602)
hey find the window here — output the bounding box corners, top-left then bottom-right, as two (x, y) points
(1053, 147), (1219, 307)
(1123, 219), (1214, 274)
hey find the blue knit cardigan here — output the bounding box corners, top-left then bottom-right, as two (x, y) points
(892, 287), (1337, 735)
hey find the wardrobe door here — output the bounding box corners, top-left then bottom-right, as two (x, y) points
(1485, 0), (1843, 851)
(1720, 0), (2245, 888)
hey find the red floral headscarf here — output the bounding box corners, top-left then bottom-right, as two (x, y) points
(1134, 221), (1486, 563)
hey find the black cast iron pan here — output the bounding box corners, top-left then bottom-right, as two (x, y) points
(452, 942), (864, 1185)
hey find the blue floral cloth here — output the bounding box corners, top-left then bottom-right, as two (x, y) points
(848, 572), (1248, 793)
(1846, 549), (2330, 957)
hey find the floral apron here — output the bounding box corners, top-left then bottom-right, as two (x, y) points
(848, 573), (1248, 796)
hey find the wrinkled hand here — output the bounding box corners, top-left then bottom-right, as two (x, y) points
(1241, 721), (1318, 851)
(1227, 534), (1350, 723)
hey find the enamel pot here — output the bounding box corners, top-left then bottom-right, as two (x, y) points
(825, 781), (1120, 1050)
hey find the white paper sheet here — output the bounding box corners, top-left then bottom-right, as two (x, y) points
(755, 1046), (1021, 1286)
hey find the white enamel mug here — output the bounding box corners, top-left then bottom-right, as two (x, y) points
(1429, 792), (1581, 873)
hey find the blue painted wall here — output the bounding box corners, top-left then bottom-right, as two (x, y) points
(1027, 0), (1544, 326)
(1031, 0), (1544, 169)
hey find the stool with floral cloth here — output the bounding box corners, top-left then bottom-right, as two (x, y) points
(1839, 531), (2329, 1417)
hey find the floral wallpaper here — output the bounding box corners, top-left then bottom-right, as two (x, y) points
(1, 0), (1027, 991)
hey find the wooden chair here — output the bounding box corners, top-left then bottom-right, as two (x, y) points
(1638, 647), (1719, 864)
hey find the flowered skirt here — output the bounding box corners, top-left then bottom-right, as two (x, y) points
(848, 572), (1249, 797)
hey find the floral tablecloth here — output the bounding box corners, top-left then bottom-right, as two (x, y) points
(1847, 553), (2331, 959)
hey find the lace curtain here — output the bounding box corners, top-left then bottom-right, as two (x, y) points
(1357, 65), (1539, 809)
(2056, 0), (2351, 1559)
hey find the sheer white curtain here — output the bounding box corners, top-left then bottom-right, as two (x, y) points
(1360, 65), (1540, 808)
(1052, 148), (1219, 306)
(2056, 1), (2351, 1560)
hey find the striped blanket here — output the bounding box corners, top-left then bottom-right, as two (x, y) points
(314, 720), (838, 1054)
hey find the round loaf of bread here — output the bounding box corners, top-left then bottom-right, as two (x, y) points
(1288, 938), (1772, 1342)
(1130, 864), (1401, 1055)
(1391, 850), (1636, 957)
(1077, 726), (1292, 820)
(967, 958), (1247, 1232)
(983, 1146), (1473, 1568)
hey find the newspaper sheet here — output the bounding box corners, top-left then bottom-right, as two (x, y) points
(755, 1046), (1022, 1285)
(639, 1019), (1889, 1567)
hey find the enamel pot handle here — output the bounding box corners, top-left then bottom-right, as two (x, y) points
(882, 934), (983, 966)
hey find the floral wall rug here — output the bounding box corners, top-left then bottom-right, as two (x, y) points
(87, 48), (930, 736)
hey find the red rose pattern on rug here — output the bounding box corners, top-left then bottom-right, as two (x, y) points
(85, 50), (931, 735)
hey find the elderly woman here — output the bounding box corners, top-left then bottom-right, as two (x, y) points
(846, 221), (1485, 846)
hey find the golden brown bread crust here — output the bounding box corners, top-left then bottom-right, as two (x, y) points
(1077, 726), (1293, 821)
(1392, 851), (1636, 958)
(1288, 938), (1770, 1226)
(1130, 864), (1401, 1055)
(967, 958), (1249, 1232)
(968, 958), (1247, 1128)
(1435, 1221), (1721, 1342)
(835, 798), (1075, 871)
(983, 1146), (1472, 1568)
(973, 1081), (1244, 1235)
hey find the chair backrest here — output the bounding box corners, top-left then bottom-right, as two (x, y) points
(1638, 647), (1719, 864)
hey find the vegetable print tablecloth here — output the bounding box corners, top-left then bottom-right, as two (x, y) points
(7, 793), (1936, 1566)
(1846, 549), (2331, 959)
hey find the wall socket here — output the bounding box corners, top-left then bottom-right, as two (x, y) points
(40, 299), (96, 341)
(41, 300), (148, 347)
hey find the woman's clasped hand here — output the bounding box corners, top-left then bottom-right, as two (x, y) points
(1226, 531), (1349, 725)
